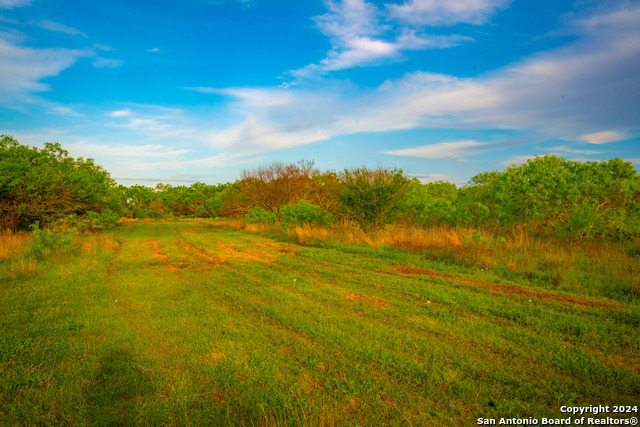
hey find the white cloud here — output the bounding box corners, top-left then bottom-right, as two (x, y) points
(108, 109), (132, 118)
(0, 31), (87, 101)
(31, 20), (86, 36)
(627, 158), (640, 165)
(579, 131), (624, 144)
(408, 173), (467, 186)
(105, 105), (200, 142)
(387, 0), (510, 26)
(146, 47), (160, 53)
(0, 0), (31, 8)
(66, 142), (191, 160)
(49, 106), (80, 117)
(385, 140), (486, 159)
(294, 0), (474, 75)
(210, 115), (331, 155)
(502, 155), (539, 166)
(92, 57), (124, 68)
(190, 87), (295, 107)
(63, 141), (233, 176)
(202, 1), (640, 156)
(545, 145), (601, 155)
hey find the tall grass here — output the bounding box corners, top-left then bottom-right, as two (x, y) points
(1, 229), (122, 280)
(217, 220), (640, 302)
(0, 230), (30, 260)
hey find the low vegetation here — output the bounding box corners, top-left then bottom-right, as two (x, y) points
(1, 135), (639, 424)
(1, 221), (638, 425)
(4, 135), (639, 240)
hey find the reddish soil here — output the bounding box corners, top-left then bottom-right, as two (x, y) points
(389, 264), (619, 308)
(344, 292), (391, 309)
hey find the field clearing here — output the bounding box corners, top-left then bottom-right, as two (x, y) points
(1, 220), (639, 425)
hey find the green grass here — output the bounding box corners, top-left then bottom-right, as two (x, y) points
(1, 220), (638, 425)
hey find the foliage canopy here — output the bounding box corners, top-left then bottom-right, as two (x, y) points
(0, 135), (119, 231)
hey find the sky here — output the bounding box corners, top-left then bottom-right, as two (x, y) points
(0, 0), (638, 186)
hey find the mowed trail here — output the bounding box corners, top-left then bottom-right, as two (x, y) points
(85, 221), (638, 424)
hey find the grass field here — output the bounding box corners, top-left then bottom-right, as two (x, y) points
(1, 220), (639, 425)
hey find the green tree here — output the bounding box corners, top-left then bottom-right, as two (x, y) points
(402, 179), (458, 226)
(458, 155), (640, 238)
(0, 136), (119, 230)
(338, 166), (408, 231)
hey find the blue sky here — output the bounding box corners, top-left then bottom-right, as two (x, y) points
(1, 0), (638, 186)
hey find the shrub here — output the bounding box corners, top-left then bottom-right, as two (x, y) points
(402, 179), (458, 226)
(279, 200), (334, 226)
(0, 135), (119, 231)
(244, 207), (278, 224)
(28, 223), (77, 258)
(54, 209), (120, 231)
(239, 161), (320, 212)
(338, 167), (408, 231)
(463, 155), (640, 238)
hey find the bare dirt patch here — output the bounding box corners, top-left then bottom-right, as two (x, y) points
(125, 240), (168, 261)
(253, 241), (299, 255)
(177, 240), (223, 271)
(179, 227), (206, 233)
(124, 240), (182, 272)
(390, 265), (455, 279)
(216, 242), (274, 263)
(146, 241), (168, 261)
(389, 264), (619, 308)
(344, 292), (391, 309)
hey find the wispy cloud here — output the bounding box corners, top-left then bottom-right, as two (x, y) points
(48, 106), (80, 117)
(107, 109), (132, 118)
(92, 57), (124, 68)
(579, 130), (624, 144)
(31, 20), (86, 36)
(0, 0), (31, 8)
(66, 142), (191, 160)
(545, 145), (601, 155)
(191, 3), (640, 160)
(64, 141), (233, 176)
(146, 47), (161, 53)
(386, 0), (510, 26)
(408, 173), (467, 186)
(105, 105), (200, 141)
(385, 140), (487, 159)
(0, 31), (87, 102)
(293, 0), (474, 76)
(502, 154), (539, 166)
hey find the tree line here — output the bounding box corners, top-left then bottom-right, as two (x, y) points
(2, 135), (639, 239)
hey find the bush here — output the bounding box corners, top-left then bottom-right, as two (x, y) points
(279, 200), (334, 226)
(244, 207), (278, 224)
(462, 155), (640, 238)
(54, 209), (120, 231)
(402, 180), (458, 226)
(239, 161), (320, 212)
(338, 167), (408, 231)
(0, 135), (119, 231)
(28, 223), (77, 258)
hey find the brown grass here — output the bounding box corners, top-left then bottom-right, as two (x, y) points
(80, 234), (121, 256)
(5, 257), (40, 278)
(0, 230), (30, 259)
(344, 292), (391, 309)
(216, 219), (639, 298)
(389, 264), (619, 308)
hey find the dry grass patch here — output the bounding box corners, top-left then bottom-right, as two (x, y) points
(80, 234), (120, 256)
(390, 263), (619, 308)
(344, 292), (391, 309)
(4, 256), (40, 278)
(0, 230), (30, 259)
